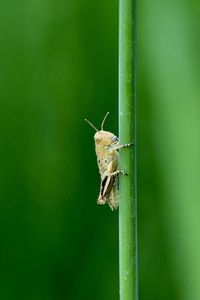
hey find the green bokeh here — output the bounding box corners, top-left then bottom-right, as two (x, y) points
(0, 0), (200, 299)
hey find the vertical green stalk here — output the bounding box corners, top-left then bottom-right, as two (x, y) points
(119, 0), (137, 299)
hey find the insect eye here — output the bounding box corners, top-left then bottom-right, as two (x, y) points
(112, 136), (118, 142)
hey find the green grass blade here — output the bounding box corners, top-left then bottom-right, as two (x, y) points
(118, 0), (138, 299)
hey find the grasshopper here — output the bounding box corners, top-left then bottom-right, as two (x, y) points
(85, 112), (133, 210)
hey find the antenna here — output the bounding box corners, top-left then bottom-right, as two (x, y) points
(101, 112), (109, 130)
(84, 118), (98, 132)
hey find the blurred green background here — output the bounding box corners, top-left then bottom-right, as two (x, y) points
(1, 0), (200, 299)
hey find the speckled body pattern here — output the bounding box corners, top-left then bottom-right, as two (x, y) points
(95, 130), (119, 210)
(85, 113), (132, 210)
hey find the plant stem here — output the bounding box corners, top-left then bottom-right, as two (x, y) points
(119, 0), (137, 299)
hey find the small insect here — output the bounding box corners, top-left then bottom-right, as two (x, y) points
(85, 112), (133, 210)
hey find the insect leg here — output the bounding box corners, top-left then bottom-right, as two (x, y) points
(111, 142), (134, 151)
(109, 170), (128, 176)
(97, 197), (107, 205)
